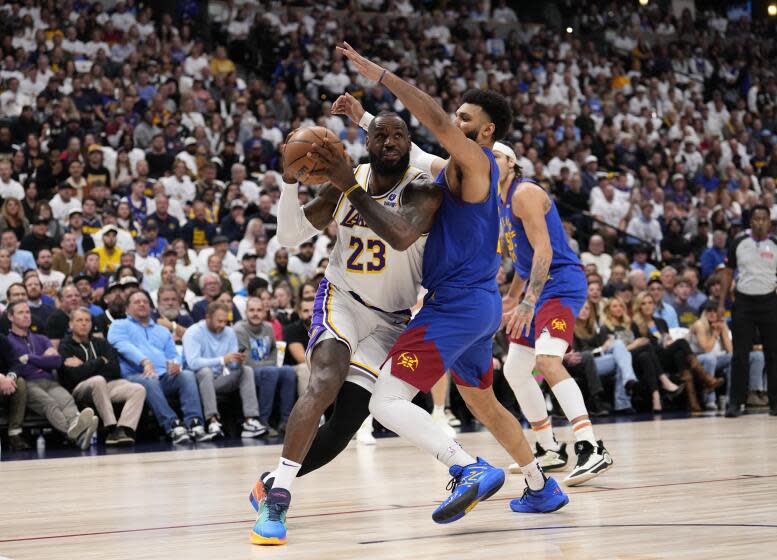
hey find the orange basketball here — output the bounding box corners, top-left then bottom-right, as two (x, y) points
(282, 126), (345, 184)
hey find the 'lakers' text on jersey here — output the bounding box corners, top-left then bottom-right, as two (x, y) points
(325, 164), (428, 313)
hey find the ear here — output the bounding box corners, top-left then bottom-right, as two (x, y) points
(482, 122), (496, 141)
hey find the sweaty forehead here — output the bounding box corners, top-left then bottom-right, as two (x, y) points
(370, 116), (408, 136)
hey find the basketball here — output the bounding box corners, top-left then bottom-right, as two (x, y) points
(282, 126), (345, 184)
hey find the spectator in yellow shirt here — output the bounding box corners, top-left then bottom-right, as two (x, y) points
(94, 226), (123, 273)
(209, 46), (236, 78)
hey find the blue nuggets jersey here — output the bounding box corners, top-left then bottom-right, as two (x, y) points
(499, 178), (584, 290)
(421, 147), (501, 291)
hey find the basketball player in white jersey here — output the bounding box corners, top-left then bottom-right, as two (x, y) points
(249, 112), (446, 545)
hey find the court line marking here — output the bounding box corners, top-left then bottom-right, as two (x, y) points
(2, 474), (775, 544)
(358, 523), (777, 545)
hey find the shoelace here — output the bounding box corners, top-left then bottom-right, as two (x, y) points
(265, 501), (286, 522)
(445, 472), (462, 493)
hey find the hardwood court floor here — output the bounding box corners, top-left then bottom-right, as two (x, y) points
(1, 415), (776, 560)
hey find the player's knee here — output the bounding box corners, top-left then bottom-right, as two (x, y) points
(503, 343), (536, 382)
(535, 355), (564, 378)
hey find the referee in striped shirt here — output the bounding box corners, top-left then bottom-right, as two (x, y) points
(719, 205), (777, 417)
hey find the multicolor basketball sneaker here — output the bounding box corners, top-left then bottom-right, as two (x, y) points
(249, 472), (272, 512)
(250, 488), (291, 545)
(432, 457), (505, 524)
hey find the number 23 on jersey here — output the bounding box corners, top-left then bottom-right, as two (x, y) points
(346, 235), (386, 273)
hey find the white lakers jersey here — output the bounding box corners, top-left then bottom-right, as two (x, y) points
(325, 164), (428, 313)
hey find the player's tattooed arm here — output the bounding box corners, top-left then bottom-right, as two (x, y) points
(348, 180), (443, 251)
(514, 183), (553, 306)
(302, 183), (342, 230)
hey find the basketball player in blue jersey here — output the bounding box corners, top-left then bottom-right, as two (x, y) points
(331, 41), (569, 523)
(492, 141), (614, 486)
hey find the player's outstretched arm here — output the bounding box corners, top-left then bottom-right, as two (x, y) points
(337, 43), (488, 196)
(504, 184), (552, 339)
(332, 93), (446, 177)
(308, 141), (442, 251)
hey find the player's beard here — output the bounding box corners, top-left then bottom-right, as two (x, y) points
(370, 150), (410, 176)
(464, 127), (480, 142)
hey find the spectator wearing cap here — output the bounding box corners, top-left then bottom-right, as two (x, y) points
(49, 183), (83, 228)
(20, 216), (56, 255)
(66, 208), (96, 256)
(230, 253), (260, 293)
(145, 134), (174, 179)
(220, 199), (248, 243)
(288, 240), (318, 280)
(177, 138), (200, 177)
(46, 284), (107, 348)
(630, 245), (657, 278)
(181, 201), (216, 249)
(93, 225), (125, 273)
(700, 230), (729, 280)
(147, 195), (181, 243)
(581, 155), (599, 194)
(36, 248), (65, 296)
(59, 307), (144, 446)
(108, 290), (210, 444)
(72, 273), (105, 318)
(141, 219), (168, 258)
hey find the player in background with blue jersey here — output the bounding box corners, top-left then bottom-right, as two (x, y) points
(493, 142), (613, 486)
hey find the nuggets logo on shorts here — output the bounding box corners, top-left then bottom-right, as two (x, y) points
(550, 318), (567, 332)
(396, 352), (419, 372)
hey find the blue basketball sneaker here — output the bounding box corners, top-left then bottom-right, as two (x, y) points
(250, 488), (291, 545)
(432, 457), (505, 524)
(509, 476), (569, 513)
(249, 472), (273, 512)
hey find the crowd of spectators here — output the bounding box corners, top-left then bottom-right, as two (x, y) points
(0, 0), (776, 451)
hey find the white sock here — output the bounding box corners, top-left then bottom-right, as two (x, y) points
(520, 459), (546, 491)
(370, 365), (476, 469)
(503, 343), (559, 451)
(551, 378), (596, 445)
(432, 404), (445, 417)
(270, 457), (302, 491)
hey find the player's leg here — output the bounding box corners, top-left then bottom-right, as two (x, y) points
(531, 299), (613, 486)
(502, 342), (568, 471)
(250, 281), (360, 546)
(298, 380), (371, 476)
(430, 374), (456, 438)
(452, 340), (569, 514)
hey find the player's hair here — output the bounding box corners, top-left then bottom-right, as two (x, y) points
(461, 89), (512, 141)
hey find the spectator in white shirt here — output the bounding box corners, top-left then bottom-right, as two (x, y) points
(183, 41), (209, 79)
(0, 78), (30, 118)
(49, 184), (83, 228)
(546, 144), (578, 180)
(260, 114), (283, 149)
(342, 126), (368, 164)
(626, 201), (663, 247)
(321, 60), (351, 95)
(161, 160), (196, 204)
(288, 240), (318, 280)
(0, 161), (24, 199)
(580, 235), (614, 283)
(133, 237), (162, 291)
(231, 163), (260, 201)
(197, 236), (240, 275)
